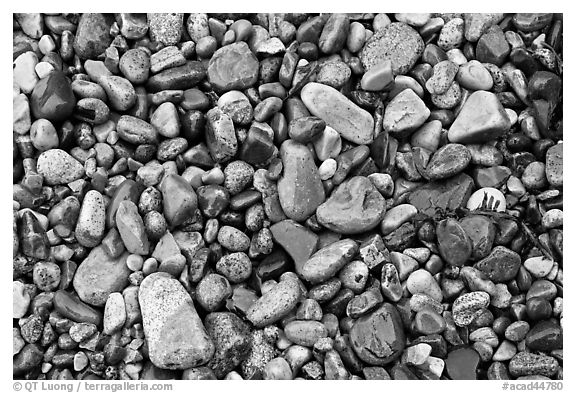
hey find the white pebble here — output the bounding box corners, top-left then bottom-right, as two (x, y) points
(103, 292), (127, 335)
(318, 158), (337, 180)
(542, 208), (563, 229)
(524, 256), (554, 278)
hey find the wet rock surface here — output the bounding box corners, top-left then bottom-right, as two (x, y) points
(12, 12), (563, 381)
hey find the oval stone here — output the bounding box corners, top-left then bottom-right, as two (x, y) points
(350, 303), (405, 365)
(277, 140), (325, 222)
(316, 176), (386, 234)
(300, 239), (358, 284)
(139, 272), (215, 369)
(426, 143), (471, 180)
(436, 218), (472, 267)
(300, 82), (374, 144)
(72, 246), (131, 307)
(207, 42), (259, 93)
(245, 279), (301, 328)
(36, 149), (84, 185)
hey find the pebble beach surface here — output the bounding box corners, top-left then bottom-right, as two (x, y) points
(13, 12), (563, 381)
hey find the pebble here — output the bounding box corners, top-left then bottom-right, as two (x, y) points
(75, 190), (106, 248)
(196, 273), (232, 312)
(542, 209), (563, 229)
(380, 204), (417, 235)
(349, 304), (405, 365)
(316, 176), (385, 234)
(426, 60), (459, 95)
(284, 320), (328, 347)
(318, 159), (337, 180)
(30, 119), (58, 151)
(407, 269), (443, 303)
(205, 312), (251, 378)
(445, 348), (480, 380)
(448, 91), (511, 143)
(360, 22), (424, 75)
(509, 352), (559, 378)
(72, 245), (130, 307)
(73, 13), (114, 59)
(457, 60), (494, 91)
(466, 187), (506, 212)
(216, 252), (252, 283)
(246, 278), (300, 328)
(313, 126), (342, 161)
(14, 51), (39, 94)
(545, 143), (563, 187)
(217, 226), (250, 252)
(147, 13), (183, 45)
(32, 261), (60, 291)
(426, 143), (471, 180)
(13, 281), (30, 319)
(524, 256), (554, 278)
(139, 272), (214, 369)
(208, 42), (259, 93)
(437, 18), (464, 51)
(436, 218), (472, 266)
(452, 291), (490, 327)
(301, 82), (374, 144)
(383, 88), (430, 138)
(360, 60), (393, 91)
(103, 292), (126, 335)
(116, 200), (150, 255)
(161, 174), (198, 227)
(205, 107), (238, 163)
(300, 239), (358, 285)
(270, 219), (319, 276)
(277, 140), (325, 221)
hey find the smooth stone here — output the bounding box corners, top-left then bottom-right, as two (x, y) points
(426, 143), (471, 180)
(106, 179), (142, 228)
(245, 278), (301, 328)
(426, 60), (459, 95)
(436, 218), (472, 267)
(360, 22), (425, 75)
(313, 126), (342, 161)
(407, 173), (474, 217)
(218, 91), (253, 125)
(460, 215), (496, 260)
(512, 13), (554, 32)
(13, 94), (31, 135)
(382, 88), (430, 138)
(473, 166), (511, 188)
(301, 82), (374, 144)
(72, 246), (130, 307)
(525, 320), (562, 351)
(445, 348), (480, 380)
(151, 102), (180, 138)
(208, 42), (259, 93)
(13, 281), (30, 318)
(99, 76), (136, 111)
(145, 61), (206, 92)
(117, 115), (158, 144)
(139, 272), (214, 369)
(457, 60), (494, 91)
(437, 18), (464, 51)
(30, 71), (76, 122)
(284, 320), (328, 347)
(521, 161), (547, 190)
(319, 14), (349, 54)
(464, 13), (504, 42)
(301, 239), (358, 284)
(277, 140), (325, 222)
(13, 52), (38, 94)
(476, 25), (510, 66)
(238, 125), (275, 165)
(270, 220), (318, 277)
(448, 91), (511, 143)
(161, 174), (198, 227)
(205, 107), (238, 163)
(414, 308), (447, 335)
(545, 143), (562, 187)
(360, 60), (394, 91)
(316, 176), (386, 234)
(75, 190), (106, 248)
(14, 13), (44, 38)
(350, 304), (405, 365)
(116, 200), (150, 255)
(524, 256), (554, 278)
(103, 292), (126, 335)
(53, 291), (101, 325)
(36, 149), (84, 185)
(29, 119), (58, 151)
(217, 226), (250, 252)
(316, 61), (351, 89)
(406, 269), (443, 303)
(73, 13), (114, 59)
(147, 13), (184, 45)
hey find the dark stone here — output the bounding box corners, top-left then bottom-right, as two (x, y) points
(436, 218), (472, 267)
(525, 319), (562, 351)
(197, 185), (230, 218)
(19, 211), (49, 259)
(239, 126), (276, 165)
(53, 290), (102, 326)
(446, 348), (480, 380)
(460, 215), (496, 260)
(383, 222), (417, 252)
(270, 219), (318, 276)
(407, 173), (474, 217)
(349, 303), (405, 365)
(30, 71), (76, 122)
(106, 179), (143, 228)
(476, 25), (510, 66)
(474, 246), (521, 283)
(146, 61), (206, 93)
(526, 298), (553, 321)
